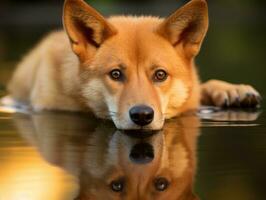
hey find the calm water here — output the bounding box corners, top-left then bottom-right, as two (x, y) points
(0, 100), (265, 200)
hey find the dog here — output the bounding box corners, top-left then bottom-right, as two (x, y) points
(6, 0), (261, 130)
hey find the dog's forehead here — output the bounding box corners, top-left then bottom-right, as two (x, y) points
(100, 16), (179, 67)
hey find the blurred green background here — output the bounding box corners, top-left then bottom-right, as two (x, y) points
(0, 0), (266, 96)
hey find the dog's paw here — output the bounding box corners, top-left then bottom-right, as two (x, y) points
(201, 80), (261, 108)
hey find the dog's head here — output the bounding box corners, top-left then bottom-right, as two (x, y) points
(63, 0), (208, 130)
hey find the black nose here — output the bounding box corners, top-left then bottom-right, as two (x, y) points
(129, 105), (154, 126)
(130, 143), (154, 164)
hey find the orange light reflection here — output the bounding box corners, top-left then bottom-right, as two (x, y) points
(0, 147), (78, 200)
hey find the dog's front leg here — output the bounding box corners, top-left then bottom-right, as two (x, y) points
(201, 80), (261, 108)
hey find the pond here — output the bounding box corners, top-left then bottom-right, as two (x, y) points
(0, 98), (265, 200)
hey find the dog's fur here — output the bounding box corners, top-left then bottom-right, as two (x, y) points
(7, 0), (261, 129)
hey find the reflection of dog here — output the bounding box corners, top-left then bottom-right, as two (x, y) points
(7, 0), (261, 130)
(13, 113), (200, 200)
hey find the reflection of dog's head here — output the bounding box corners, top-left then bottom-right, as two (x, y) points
(63, 0), (209, 130)
(39, 114), (200, 200)
(13, 113), (200, 200)
(78, 117), (199, 200)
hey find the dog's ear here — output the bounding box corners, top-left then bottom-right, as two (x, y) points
(63, 0), (117, 62)
(157, 0), (208, 59)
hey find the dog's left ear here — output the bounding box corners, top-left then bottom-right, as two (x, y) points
(157, 0), (208, 59)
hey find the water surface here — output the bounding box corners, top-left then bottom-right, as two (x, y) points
(0, 104), (265, 200)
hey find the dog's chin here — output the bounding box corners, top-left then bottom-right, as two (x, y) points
(110, 114), (164, 131)
(113, 121), (164, 131)
(118, 126), (163, 131)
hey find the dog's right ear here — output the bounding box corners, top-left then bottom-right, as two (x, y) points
(63, 0), (117, 62)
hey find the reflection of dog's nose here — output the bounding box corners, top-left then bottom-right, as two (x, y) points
(130, 143), (154, 164)
(129, 105), (154, 126)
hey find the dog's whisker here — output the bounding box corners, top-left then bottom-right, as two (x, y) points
(108, 111), (118, 114)
(108, 113), (117, 116)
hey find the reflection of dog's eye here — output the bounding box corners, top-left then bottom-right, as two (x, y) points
(110, 180), (124, 192)
(154, 177), (169, 191)
(109, 69), (123, 81)
(154, 70), (168, 82)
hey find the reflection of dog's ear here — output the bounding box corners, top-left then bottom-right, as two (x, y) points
(63, 0), (117, 62)
(157, 0), (208, 59)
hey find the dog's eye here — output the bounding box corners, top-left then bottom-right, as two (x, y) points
(154, 177), (169, 191)
(110, 180), (124, 192)
(153, 69), (168, 82)
(109, 69), (123, 81)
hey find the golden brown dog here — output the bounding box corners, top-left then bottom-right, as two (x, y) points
(6, 0), (261, 130)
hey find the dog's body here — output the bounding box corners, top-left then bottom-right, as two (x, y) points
(7, 0), (261, 130)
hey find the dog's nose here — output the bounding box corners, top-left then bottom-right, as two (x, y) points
(129, 105), (154, 126)
(129, 143), (154, 164)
